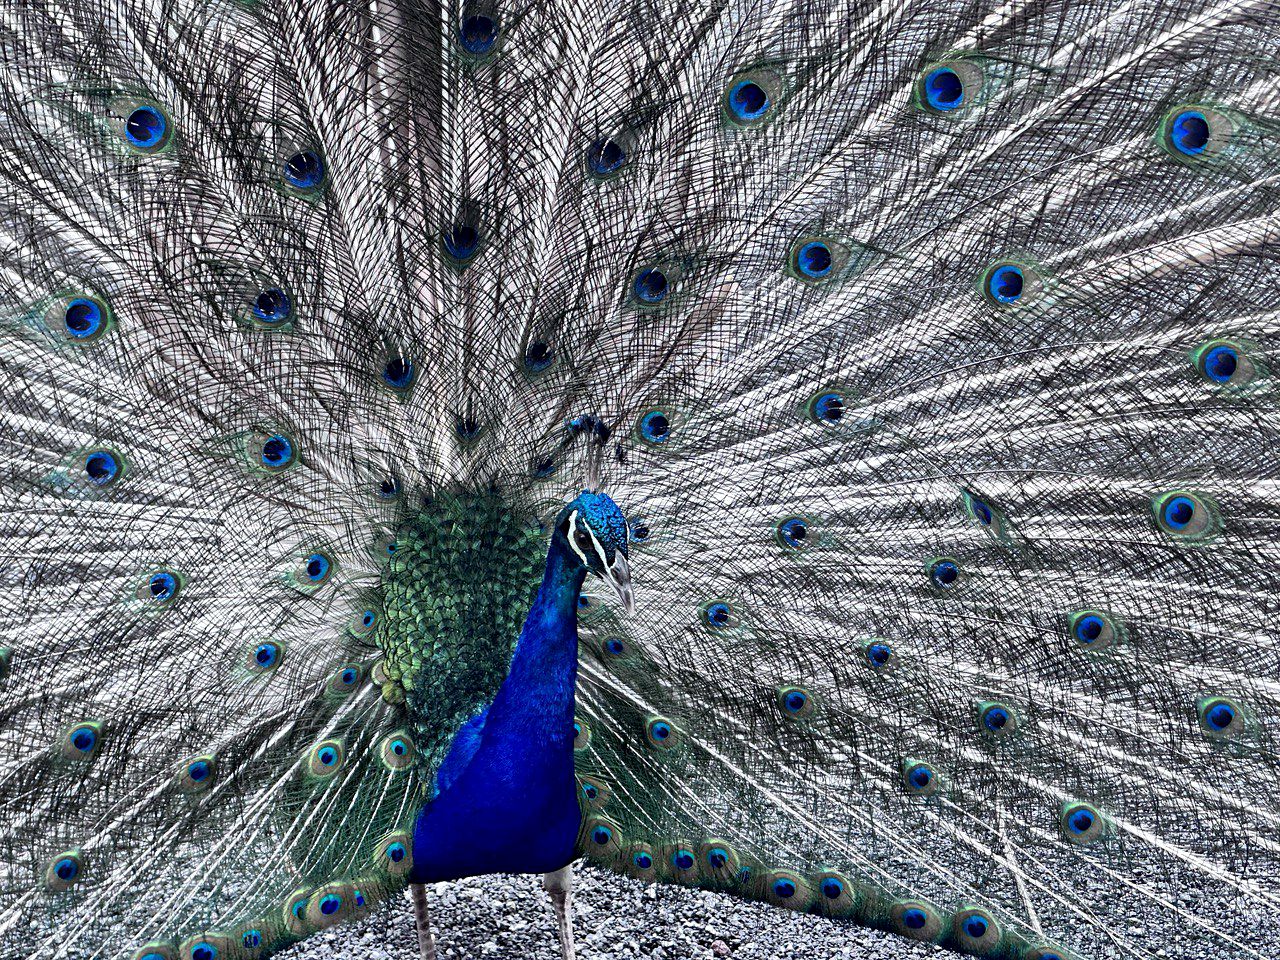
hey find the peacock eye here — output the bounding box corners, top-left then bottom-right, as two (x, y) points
(284, 150), (325, 191)
(252, 288), (292, 325)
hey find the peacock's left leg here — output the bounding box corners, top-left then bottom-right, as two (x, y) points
(542, 865), (576, 960)
(409, 883), (438, 960)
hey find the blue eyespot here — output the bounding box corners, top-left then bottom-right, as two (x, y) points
(1154, 491), (1216, 538)
(361, 611), (376, 629)
(317, 746), (338, 766)
(963, 915), (989, 938)
(70, 725), (97, 753)
(1206, 701), (1236, 730)
(908, 764), (932, 790)
(727, 80), (770, 122)
(983, 705), (1010, 732)
(809, 391), (844, 424)
(260, 434), (294, 469)
(591, 825), (613, 845)
(640, 411), (670, 443)
(1169, 110), (1210, 155)
(124, 106), (168, 149)
(646, 719), (674, 747)
(190, 945), (216, 960)
(378, 478), (400, 499)
(187, 759), (211, 783)
(987, 264), (1023, 304)
(340, 667), (358, 685)
(707, 847), (729, 869)
(149, 572), (177, 601)
(84, 450), (119, 485)
(1075, 615), (1104, 644)
(632, 851), (653, 869)
(673, 849), (695, 870)
(444, 224), (479, 260)
(253, 288), (291, 324)
(778, 517), (808, 549)
(582, 782), (598, 800)
(386, 841), (407, 863)
(320, 894), (342, 915)
(382, 357), (415, 391)
(783, 690), (808, 713)
(924, 67), (964, 111)
(284, 150), (325, 190)
(820, 877), (843, 899)
(704, 601), (731, 627)
(929, 559), (959, 587)
(304, 553), (331, 582)
(772, 878), (797, 899)
(242, 931), (262, 949)
(603, 637), (625, 656)
(866, 643), (892, 668)
(634, 268), (668, 303)
(794, 241), (832, 279)
(901, 907), (927, 930)
(64, 298), (106, 339)
(1202, 345), (1238, 382)
(587, 138), (626, 176)
(969, 497), (993, 526)
(1067, 807), (1095, 834)
(459, 14), (498, 54)
(524, 341), (553, 372)
(629, 520), (650, 543)
(251, 641), (281, 671)
(1163, 496), (1195, 530)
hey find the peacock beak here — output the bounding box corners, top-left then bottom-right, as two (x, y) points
(603, 552), (635, 616)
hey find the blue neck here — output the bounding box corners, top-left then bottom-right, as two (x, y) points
(409, 533), (590, 881)
(483, 534), (585, 741)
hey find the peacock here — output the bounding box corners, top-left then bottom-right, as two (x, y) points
(1, 0), (1278, 958)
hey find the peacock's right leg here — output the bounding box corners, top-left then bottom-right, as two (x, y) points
(409, 883), (438, 960)
(542, 865), (576, 960)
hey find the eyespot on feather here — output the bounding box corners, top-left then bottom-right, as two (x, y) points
(375, 833), (413, 875)
(1152, 490), (1219, 540)
(723, 67), (785, 125)
(1060, 801), (1108, 844)
(380, 731), (415, 770)
(763, 869), (812, 910)
(307, 739), (346, 778)
(177, 755), (216, 793)
(45, 850), (83, 891)
(952, 906), (1002, 953)
(1197, 695), (1247, 739)
(916, 59), (983, 113)
(889, 899), (946, 942)
(812, 870), (859, 917)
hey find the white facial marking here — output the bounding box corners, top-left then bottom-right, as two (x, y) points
(566, 508), (607, 569)
(566, 510), (592, 566)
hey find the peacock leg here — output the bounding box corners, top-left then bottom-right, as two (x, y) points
(409, 882), (438, 960)
(542, 865), (576, 960)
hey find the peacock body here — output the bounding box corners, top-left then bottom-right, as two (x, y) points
(1, 0), (1279, 958)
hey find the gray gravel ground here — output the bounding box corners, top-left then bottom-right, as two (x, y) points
(278, 867), (941, 960)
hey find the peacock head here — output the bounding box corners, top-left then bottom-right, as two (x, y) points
(555, 491), (635, 615)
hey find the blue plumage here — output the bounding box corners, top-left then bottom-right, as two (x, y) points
(413, 493), (630, 882)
